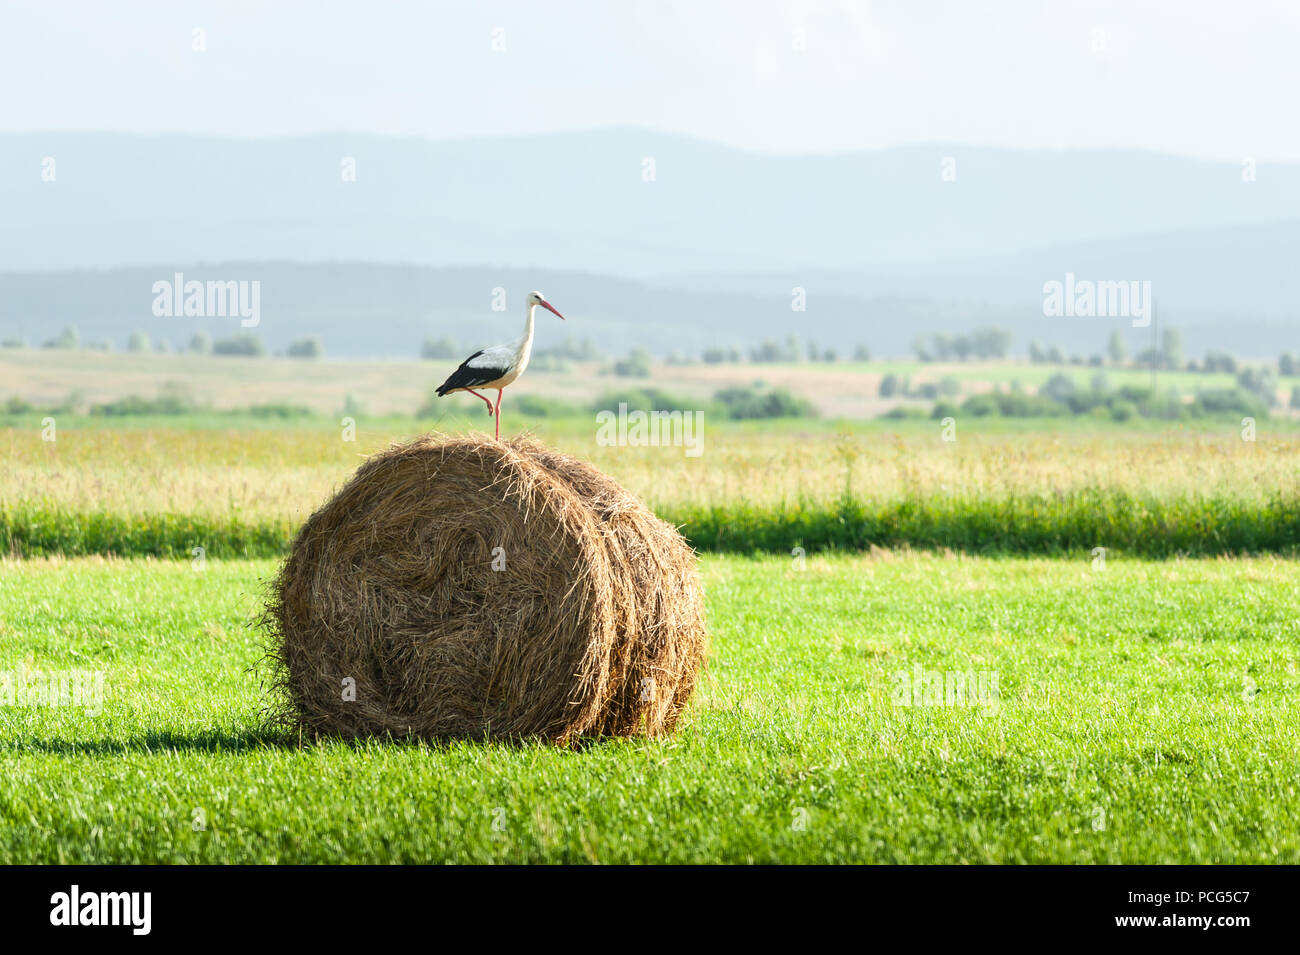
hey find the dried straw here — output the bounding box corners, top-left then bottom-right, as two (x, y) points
(262, 434), (707, 742)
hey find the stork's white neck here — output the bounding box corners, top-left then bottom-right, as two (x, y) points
(515, 303), (537, 366)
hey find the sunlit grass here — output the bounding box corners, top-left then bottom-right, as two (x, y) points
(4, 419), (1298, 521)
(3, 420), (1297, 556)
(1, 553), (1297, 863)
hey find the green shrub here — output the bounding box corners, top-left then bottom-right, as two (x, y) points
(1194, 388), (1267, 418)
(510, 394), (584, 417)
(42, 326), (78, 349)
(613, 347), (653, 378)
(89, 382), (198, 416)
(1109, 400), (1137, 422)
(713, 386), (816, 420)
(287, 336), (324, 359)
(881, 406), (928, 420)
(212, 334), (266, 357)
(960, 392), (1061, 418)
(1235, 367), (1278, 406)
(91, 393), (195, 416)
(590, 388), (702, 414)
(1203, 351), (1237, 373)
(243, 403), (314, 419)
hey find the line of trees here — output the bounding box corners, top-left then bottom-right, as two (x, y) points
(1031, 331), (1300, 383)
(701, 339), (871, 364)
(912, 327), (1013, 361)
(1, 326), (328, 358)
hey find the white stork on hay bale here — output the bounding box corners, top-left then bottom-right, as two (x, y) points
(435, 290), (566, 440)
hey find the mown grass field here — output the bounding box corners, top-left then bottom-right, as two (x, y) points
(1, 552), (1297, 863)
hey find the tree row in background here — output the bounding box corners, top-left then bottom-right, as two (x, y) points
(6, 326), (1299, 385)
(2, 326), (325, 358)
(912, 327), (1013, 361)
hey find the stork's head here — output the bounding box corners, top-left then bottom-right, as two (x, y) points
(527, 290), (565, 320)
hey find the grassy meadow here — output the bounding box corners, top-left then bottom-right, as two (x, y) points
(3, 411), (1298, 558)
(3, 552), (1298, 863)
(2, 351), (1299, 863)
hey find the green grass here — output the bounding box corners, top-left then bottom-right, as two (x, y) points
(2, 553), (1297, 863)
(7, 489), (1298, 559)
(0, 506), (296, 559)
(675, 490), (1300, 556)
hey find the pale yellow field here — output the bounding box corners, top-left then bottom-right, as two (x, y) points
(3, 347), (895, 416)
(3, 349), (1298, 521)
(4, 423), (1297, 522)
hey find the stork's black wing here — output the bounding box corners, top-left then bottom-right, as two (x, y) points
(436, 350), (510, 395)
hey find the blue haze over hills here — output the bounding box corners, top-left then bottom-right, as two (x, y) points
(1, 129), (1296, 357)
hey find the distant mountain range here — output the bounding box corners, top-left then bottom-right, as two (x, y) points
(1, 130), (1297, 357)
(0, 260), (1292, 360)
(6, 128), (1300, 273)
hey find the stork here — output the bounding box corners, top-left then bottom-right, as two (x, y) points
(435, 290), (565, 440)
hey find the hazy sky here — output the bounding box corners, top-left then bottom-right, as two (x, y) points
(3, 0), (1297, 160)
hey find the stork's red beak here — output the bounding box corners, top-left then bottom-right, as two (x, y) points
(540, 299), (565, 320)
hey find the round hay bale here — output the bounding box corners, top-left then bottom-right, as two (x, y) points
(262, 434), (708, 743)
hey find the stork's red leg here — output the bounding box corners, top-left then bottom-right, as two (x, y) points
(465, 388), (495, 415)
(493, 389), (503, 440)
